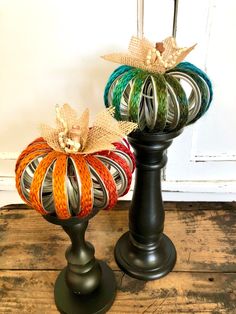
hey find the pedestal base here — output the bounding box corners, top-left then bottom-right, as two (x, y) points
(115, 232), (177, 281)
(54, 261), (116, 314)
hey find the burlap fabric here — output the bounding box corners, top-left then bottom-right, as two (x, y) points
(41, 104), (137, 154)
(102, 36), (196, 74)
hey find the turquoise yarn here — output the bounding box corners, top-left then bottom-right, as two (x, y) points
(103, 62), (213, 133)
(112, 68), (140, 120)
(175, 62), (213, 110)
(167, 67), (210, 124)
(104, 65), (132, 108)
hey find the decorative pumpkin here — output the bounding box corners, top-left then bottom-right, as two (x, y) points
(103, 37), (213, 132)
(15, 105), (136, 220)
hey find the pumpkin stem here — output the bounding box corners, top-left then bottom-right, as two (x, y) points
(155, 42), (165, 54)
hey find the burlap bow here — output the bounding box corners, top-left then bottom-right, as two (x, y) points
(41, 104), (137, 154)
(102, 36), (196, 74)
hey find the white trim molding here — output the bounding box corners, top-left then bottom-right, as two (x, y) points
(2, 176), (235, 208)
(162, 180), (236, 202)
(191, 153), (236, 162)
(0, 177), (22, 207)
(121, 180), (236, 202)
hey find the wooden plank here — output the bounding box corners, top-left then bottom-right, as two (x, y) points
(1, 201), (236, 211)
(0, 207), (235, 272)
(0, 270), (235, 313)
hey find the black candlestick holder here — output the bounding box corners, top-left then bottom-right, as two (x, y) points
(115, 129), (182, 281)
(44, 213), (116, 314)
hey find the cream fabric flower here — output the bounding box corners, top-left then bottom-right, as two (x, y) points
(102, 36), (196, 74)
(41, 104), (137, 154)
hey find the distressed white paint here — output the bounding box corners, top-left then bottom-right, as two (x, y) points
(166, 0), (236, 182)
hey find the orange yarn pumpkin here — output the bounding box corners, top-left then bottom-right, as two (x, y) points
(15, 137), (135, 220)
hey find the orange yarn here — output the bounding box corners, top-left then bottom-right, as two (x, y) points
(30, 151), (59, 215)
(15, 138), (51, 172)
(16, 137), (135, 220)
(70, 155), (93, 218)
(53, 154), (70, 219)
(85, 155), (118, 210)
(16, 150), (51, 204)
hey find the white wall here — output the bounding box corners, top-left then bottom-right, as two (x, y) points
(1, 0), (236, 206)
(0, 0), (176, 205)
(0, 0), (137, 158)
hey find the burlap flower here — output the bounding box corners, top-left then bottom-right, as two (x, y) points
(41, 104), (137, 154)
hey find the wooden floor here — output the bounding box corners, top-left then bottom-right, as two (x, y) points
(0, 201), (235, 313)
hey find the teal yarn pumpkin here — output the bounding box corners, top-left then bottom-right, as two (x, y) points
(104, 62), (213, 132)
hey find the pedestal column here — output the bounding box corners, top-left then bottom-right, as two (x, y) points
(115, 130), (182, 280)
(44, 215), (116, 314)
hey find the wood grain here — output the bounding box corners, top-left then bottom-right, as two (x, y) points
(0, 207), (235, 272)
(0, 270), (235, 313)
(2, 201), (236, 211)
(0, 201), (235, 313)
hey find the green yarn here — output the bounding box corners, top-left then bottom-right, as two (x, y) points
(150, 74), (168, 132)
(104, 62), (212, 133)
(128, 71), (148, 122)
(112, 68), (140, 120)
(164, 74), (188, 130)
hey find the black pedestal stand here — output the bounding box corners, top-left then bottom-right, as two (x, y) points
(115, 130), (182, 281)
(44, 215), (116, 314)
